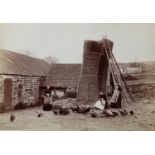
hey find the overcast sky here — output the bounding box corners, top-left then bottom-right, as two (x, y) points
(0, 23), (155, 63)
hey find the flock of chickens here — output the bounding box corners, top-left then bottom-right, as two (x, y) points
(9, 103), (134, 122)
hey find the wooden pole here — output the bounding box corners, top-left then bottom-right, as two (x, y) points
(106, 37), (134, 102)
(102, 37), (129, 107)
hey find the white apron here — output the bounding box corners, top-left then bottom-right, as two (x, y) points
(94, 100), (106, 110)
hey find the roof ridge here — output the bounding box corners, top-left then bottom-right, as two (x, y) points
(0, 48), (50, 76)
(0, 48), (45, 62)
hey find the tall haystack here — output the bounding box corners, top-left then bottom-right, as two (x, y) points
(77, 39), (113, 104)
(77, 37), (132, 107)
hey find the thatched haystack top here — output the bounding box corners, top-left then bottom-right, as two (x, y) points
(0, 49), (50, 76)
(46, 64), (82, 88)
(84, 39), (113, 55)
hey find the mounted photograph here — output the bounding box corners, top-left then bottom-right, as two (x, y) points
(0, 23), (155, 131)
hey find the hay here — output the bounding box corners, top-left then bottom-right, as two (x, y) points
(77, 39), (113, 104)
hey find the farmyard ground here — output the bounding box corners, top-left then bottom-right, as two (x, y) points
(0, 99), (155, 131)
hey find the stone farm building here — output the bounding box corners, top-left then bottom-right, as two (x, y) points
(1, 45), (155, 112)
(0, 49), (49, 112)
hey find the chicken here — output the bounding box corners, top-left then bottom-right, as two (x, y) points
(71, 107), (77, 112)
(37, 113), (44, 117)
(75, 105), (91, 114)
(71, 105), (80, 113)
(90, 112), (97, 118)
(104, 110), (114, 117)
(59, 108), (70, 115)
(119, 109), (128, 116)
(53, 110), (59, 115)
(83, 107), (91, 113)
(111, 111), (119, 116)
(10, 114), (15, 122)
(130, 110), (134, 115)
(90, 110), (98, 118)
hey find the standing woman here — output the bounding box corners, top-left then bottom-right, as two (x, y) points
(109, 85), (122, 108)
(44, 93), (50, 104)
(43, 93), (53, 111)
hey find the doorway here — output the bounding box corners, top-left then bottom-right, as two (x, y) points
(3, 78), (12, 109)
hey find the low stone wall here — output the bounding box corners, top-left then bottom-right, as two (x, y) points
(0, 74), (43, 111)
(128, 83), (155, 99)
(0, 76), (4, 106)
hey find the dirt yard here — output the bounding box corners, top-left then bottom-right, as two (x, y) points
(0, 98), (155, 131)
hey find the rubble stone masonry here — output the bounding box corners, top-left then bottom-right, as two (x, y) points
(0, 74), (42, 111)
(128, 83), (155, 99)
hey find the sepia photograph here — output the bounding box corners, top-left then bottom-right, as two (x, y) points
(0, 23), (155, 131)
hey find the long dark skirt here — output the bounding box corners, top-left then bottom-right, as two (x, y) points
(43, 104), (53, 111)
(110, 94), (122, 108)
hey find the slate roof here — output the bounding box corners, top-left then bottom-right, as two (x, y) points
(0, 49), (50, 76)
(46, 64), (82, 88)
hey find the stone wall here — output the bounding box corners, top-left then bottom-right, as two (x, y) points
(0, 74), (43, 111)
(128, 83), (155, 99)
(0, 76), (4, 106)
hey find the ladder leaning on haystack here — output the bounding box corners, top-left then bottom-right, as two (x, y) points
(101, 37), (134, 108)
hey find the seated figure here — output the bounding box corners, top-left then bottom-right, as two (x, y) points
(94, 92), (106, 110)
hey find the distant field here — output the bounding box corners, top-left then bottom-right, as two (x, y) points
(123, 73), (155, 80)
